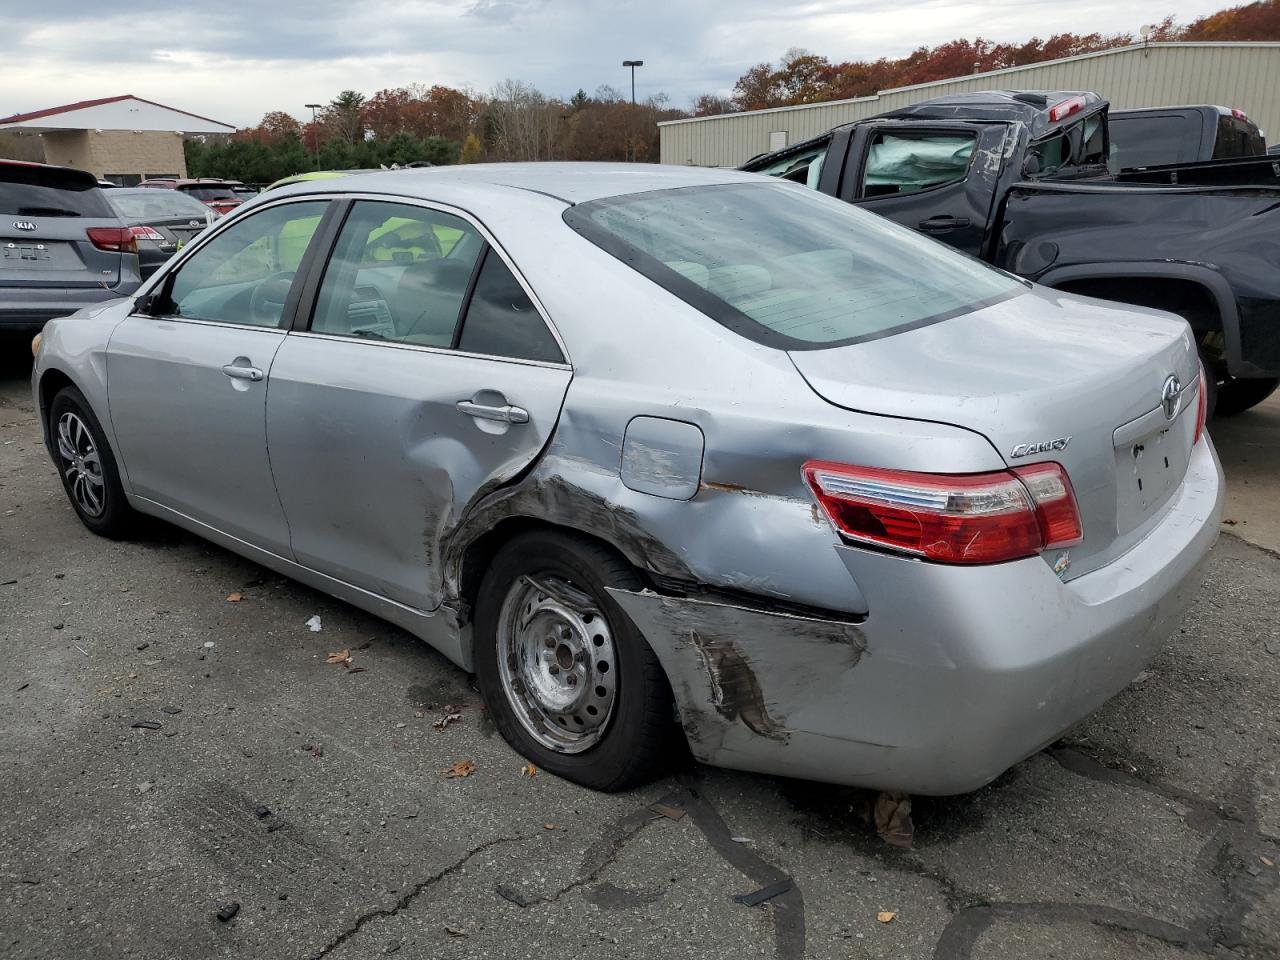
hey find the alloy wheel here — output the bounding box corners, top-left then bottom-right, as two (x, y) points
(55, 412), (106, 518)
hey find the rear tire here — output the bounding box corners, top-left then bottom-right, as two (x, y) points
(1214, 376), (1279, 418)
(473, 530), (678, 791)
(48, 386), (137, 538)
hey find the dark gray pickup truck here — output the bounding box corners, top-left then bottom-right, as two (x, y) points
(742, 90), (1280, 416)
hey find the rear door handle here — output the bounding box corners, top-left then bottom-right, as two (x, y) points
(918, 216), (971, 232)
(221, 363), (264, 382)
(456, 399), (529, 424)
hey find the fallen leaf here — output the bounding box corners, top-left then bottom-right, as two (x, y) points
(346, 665), (366, 674)
(650, 802), (686, 821)
(444, 925), (468, 937)
(874, 791), (914, 849)
(433, 710), (462, 731)
(1223, 518), (1238, 525)
(1263, 856), (1275, 867)
(543, 823), (557, 830)
(325, 649), (351, 666)
(443, 760), (476, 779)
(225, 592), (242, 603)
(877, 911), (896, 923)
(521, 763), (537, 778)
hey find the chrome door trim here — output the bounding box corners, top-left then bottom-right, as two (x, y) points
(288, 330), (572, 371)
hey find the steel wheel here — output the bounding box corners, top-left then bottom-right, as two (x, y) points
(496, 574), (618, 754)
(55, 412), (106, 518)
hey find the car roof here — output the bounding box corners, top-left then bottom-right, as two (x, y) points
(270, 162), (768, 206)
(875, 90), (1107, 138)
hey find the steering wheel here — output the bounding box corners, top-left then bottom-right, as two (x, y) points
(249, 272), (296, 326)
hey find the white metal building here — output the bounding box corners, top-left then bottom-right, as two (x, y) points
(659, 42), (1280, 167)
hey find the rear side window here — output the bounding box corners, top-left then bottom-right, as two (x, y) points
(457, 252), (563, 363)
(861, 133), (975, 197)
(1215, 115), (1266, 159)
(0, 164), (114, 218)
(565, 182), (1024, 350)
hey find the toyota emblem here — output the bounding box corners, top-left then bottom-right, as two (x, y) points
(1161, 374), (1182, 420)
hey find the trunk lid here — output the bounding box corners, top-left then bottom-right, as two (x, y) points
(788, 286), (1201, 578)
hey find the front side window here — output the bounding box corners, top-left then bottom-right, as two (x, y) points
(861, 133), (975, 197)
(311, 201), (484, 346)
(164, 200), (328, 327)
(564, 182), (1024, 350)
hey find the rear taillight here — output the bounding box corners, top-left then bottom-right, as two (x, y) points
(1194, 365), (1207, 445)
(1231, 108), (1249, 121)
(129, 225), (166, 242)
(803, 460), (1082, 565)
(85, 227), (137, 254)
(1049, 95), (1087, 122)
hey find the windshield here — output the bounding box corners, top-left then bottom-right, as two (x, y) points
(108, 190), (212, 222)
(563, 182), (1025, 349)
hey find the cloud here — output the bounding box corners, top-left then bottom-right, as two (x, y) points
(0, 0), (1236, 127)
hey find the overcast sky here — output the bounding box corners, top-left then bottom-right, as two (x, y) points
(3, 0), (1237, 127)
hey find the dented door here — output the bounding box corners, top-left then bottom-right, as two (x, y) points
(265, 337), (570, 610)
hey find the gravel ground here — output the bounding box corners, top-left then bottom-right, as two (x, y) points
(2, 345), (1277, 960)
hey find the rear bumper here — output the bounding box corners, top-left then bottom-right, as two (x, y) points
(0, 285), (139, 332)
(611, 436), (1224, 794)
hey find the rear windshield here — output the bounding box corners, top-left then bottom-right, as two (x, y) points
(180, 185), (238, 201)
(0, 164), (114, 218)
(108, 190), (211, 222)
(563, 182), (1025, 349)
(1109, 114), (1199, 168)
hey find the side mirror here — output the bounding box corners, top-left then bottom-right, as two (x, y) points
(134, 293), (155, 315)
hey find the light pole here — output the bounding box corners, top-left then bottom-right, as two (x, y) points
(305, 103), (322, 168)
(622, 60), (643, 105)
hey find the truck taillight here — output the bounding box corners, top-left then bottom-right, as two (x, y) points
(85, 227), (137, 253)
(1048, 95), (1088, 123)
(1231, 108), (1249, 121)
(1194, 366), (1207, 445)
(803, 461), (1082, 565)
(129, 225), (166, 242)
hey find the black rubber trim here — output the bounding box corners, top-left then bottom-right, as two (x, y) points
(450, 244), (490, 350)
(289, 198), (352, 331)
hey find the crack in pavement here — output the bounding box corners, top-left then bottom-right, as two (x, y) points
(310, 834), (523, 960)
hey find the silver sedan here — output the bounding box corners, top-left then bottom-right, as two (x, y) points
(31, 163), (1224, 794)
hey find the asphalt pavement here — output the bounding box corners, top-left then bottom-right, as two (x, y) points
(1, 345), (1277, 960)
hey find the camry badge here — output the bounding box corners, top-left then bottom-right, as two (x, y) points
(1010, 437), (1071, 458)
(1161, 374), (1182, 421)
(13, 220), (36, 231)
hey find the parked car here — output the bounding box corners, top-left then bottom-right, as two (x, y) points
(104, 187), (215, 279)
(32, 164), (1222, 794)
(742, 90), (1280, 416)
(137, 177), (243, 217)
(226, 180), (260, 201)
(1109, 104), (1266, 170)
(1, 160), (142, 335)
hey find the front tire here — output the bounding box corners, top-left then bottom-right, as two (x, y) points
(473, 530), (678, 791)
(48, 386), (136, 538)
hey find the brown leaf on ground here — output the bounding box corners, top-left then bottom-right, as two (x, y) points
(225, 592), (242, 602)
(443, 760), (476, 779)
(444, 925), (468, 937)
(1262, 856), (1275, 867)
(877, 910), (897, 923)
(325, 650), (351, 666)
(1223, 518), (1239, 525)
(874, 791), (914, 849)
(521, 763), (537, 778)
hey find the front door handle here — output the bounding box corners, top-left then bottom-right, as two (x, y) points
(456, 399), (530, 424)
(918, 215), (972, 232)
(222, 363), (264, 382)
